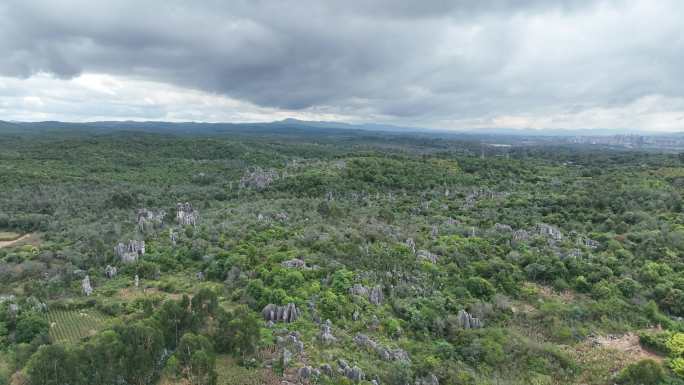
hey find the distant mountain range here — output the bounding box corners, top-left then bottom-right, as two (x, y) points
(0, 118), (681, 137)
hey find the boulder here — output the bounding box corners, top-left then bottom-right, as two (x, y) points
(349, 284), (369, 297)
(281, 348), (292, 367)
(298, 366), (312, 380)
(319, 364), (333, 377)
(369, 286), (384, 305)
(281, 258), (307, 269)
(104, 265), (117, 278)
(416, 374), (439, 385)
(345, 366), (365, 383)
(319, 320), (336, 345)
(176, 202), (199, 226)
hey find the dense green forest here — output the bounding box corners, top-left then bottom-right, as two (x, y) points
(1, 127), (684, 385)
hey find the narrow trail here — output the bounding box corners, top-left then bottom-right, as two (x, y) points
(0, 233), (31, 248)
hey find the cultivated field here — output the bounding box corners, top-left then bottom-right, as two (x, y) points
(46, 309), (110, 344)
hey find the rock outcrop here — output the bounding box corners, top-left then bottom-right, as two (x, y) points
(354, 333), (411, 363)
(104, 265), (117, 278)
(319, 363), (333, 377)
(277, 331), (304, 353)
(405, 238), (416, 254)
(262, 303), (299, 323)
(177, 202), (199, 226)
(494, 223), (513, 232)
(417, 249), (439, 264)
(319, 319), (336, 345)
(512, 229), (530, 242)
(337, 360), (364, 383)
(369, 286), (384, 305)
(416, 374), (440, 385)
(137, 209), (166, 232)
(456, 309), (482, 329)
(536, 223), (562, 241)
(349, 284), (369, 297)
(82, 275), (93, 296)
(281, 258), (307, 269)
(349, 284), (384, 305)
(240, 167), (279, 190)
(114, 240), (145, 263)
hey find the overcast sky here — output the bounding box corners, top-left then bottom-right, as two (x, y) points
(1, 0), (683, 131)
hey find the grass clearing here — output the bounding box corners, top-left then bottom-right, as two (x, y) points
(0, 232), (22, 242)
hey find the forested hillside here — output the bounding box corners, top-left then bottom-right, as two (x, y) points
(1, 128), (684, 385)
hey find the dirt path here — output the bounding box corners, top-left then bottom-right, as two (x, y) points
(591, 332), (663, 363)
(0, 233), (31, 248)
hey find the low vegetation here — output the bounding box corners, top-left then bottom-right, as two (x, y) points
(0, 127), (683, 384)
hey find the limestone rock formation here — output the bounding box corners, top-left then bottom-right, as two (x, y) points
(336, 359), (364, 382)
(349, 284), (369, 297)
(579, 236), (600, 249)
(445, 217), (460, 226)
(536, 223), (562, 241)
(319, 363), (333, 377)
(494, 223), (513, 232)
(416, 374), (440, 385)
(319, 319), (336, 345)
(281, 348), (292, 367)
(281, 258), (307, 269)
(240, 167), (279, 190)
(82, 275), (93, 296)
(345, 366), (365, 383)
(417, 249), (439, 264)
(298, 366), (312, 380)
(456, 309), (482, 329)
(177, 202), (199, 226)
(277, 331), (304, 353)
(405, 238), (416, 254)
(369, 286), (384, 305)
(512, 229), (530, 242)
(354, 333), (411, 363)
(350, 284), (384, 305)
(114, 240), (145, 263)
(262, 303), (299, 323)
(104, 265), (117, 278)
(137, 208), (166, 232)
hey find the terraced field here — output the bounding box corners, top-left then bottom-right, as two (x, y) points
(46, 309), (110, 344)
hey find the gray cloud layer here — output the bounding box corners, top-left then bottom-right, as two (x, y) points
(0, 0), (683, 129)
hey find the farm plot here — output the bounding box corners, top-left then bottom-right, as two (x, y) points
(46, 309), (110, 344)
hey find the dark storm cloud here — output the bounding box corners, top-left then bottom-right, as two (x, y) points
(0, 0), (683, 126)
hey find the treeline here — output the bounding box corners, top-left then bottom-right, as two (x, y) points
(17, 289), (258, 385)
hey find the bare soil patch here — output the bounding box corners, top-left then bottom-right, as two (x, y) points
(0, 233), (33, 248)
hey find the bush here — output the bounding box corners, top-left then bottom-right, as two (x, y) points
(15, 314), (49, 344)
(616, 359), (665, 384)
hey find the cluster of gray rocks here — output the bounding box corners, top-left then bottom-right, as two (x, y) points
(262, 303), (299, 323)
(353, 333), (410, 363)
(349, 284), (384, 305)
(114, 239), (145, 263)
